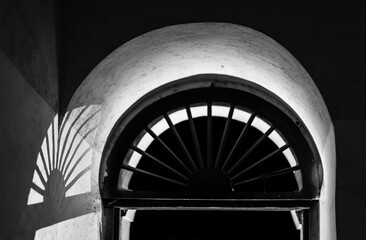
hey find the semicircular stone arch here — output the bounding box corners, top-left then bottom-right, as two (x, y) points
(66, 23), (336, 240)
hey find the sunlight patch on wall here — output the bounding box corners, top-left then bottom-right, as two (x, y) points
(34, 212), (99, 240)
(27, 105), (101, 205)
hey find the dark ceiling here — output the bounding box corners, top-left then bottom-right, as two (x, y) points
(60, 1), (366, 120)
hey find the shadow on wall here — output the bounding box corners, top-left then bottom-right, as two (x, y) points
(19, 105), (101, 240)
(0, 45), (102, 239)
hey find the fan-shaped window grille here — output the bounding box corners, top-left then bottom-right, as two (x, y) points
(120, 103), (301, 194)
(101, 76), (322, 240)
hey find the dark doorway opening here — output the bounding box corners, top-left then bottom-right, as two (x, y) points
(130, 210), (300, 240)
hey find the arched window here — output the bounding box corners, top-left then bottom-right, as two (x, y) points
(101, 75), (322, 240)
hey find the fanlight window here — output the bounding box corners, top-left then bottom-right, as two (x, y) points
(120, 103), (302, 194)
(102, 82), (321, 240)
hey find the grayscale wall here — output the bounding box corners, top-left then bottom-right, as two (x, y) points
(0, 1), (365, 239)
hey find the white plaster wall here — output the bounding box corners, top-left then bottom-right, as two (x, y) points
(34, 212), (99, 240)
(67, 23), (335, 239)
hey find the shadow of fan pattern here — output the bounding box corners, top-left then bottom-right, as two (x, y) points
(27, 106), (101, 205)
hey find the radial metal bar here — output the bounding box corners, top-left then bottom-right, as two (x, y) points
(207, 102), (212, 168)
(220, 113), (256, 172)
(186, 106), (204, 168)
(233, 166), (301, 187)
(231, 144), (290, 181)
(227, 126), (275, 175)
(163, 114), (198, 171)
(121, 164), (186, 186)
(131, 145), (189, 181)
(214, 105), (235, 168)
(145, 128), (193, 175)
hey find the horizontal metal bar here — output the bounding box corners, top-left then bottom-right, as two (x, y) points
(103, 197), (315, 209)
(104, 188), (315, 200)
